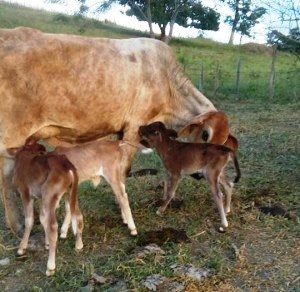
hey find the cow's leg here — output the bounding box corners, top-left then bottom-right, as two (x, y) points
(207, 173), (228, 231)
(219, 172), (233, 214)
(18, 193), (34, 255)
(157, 174), (180, 216)
(0, 158), (23, 236)
(60, 195), (71, 239)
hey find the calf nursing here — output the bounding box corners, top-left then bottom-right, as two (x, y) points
(139, 122), (241, 231)
(54, 139), (137, 235)
(10, 143), (83, 276)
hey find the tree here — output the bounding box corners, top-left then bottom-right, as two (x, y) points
(262, 0), (299, 56)
(98, 0), (220, 43)
(223, 0), (266, 44)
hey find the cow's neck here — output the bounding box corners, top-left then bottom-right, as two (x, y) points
(166, 68), (216, 130)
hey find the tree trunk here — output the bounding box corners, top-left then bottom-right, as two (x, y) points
(167, 10), (179, 44)
(146, 0), (155, 38)
(159, 25), (167, 43)
(228, 0), (240, 44)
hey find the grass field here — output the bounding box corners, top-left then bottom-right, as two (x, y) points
(0, 2), (299, 291)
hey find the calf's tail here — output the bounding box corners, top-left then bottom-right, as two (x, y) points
(230, 152), (241, 183)
(68, 167), (80, 235)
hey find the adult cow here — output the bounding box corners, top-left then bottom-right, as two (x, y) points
(0, 27), (222, 235)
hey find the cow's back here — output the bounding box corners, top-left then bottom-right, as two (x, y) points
(0, 28), (175, 150)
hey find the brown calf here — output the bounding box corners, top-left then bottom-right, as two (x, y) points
(139, 122), (241, 231)
(10, 143), (83, 276)
(54, 140), (137, 235)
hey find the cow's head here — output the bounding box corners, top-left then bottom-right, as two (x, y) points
(138, 121), (177, 148)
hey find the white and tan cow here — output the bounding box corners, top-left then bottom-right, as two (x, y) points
(0, 27), (227, 234)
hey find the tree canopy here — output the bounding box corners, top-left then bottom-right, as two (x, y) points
(101, 0), (220, 43)
(223, 0), (266, 44)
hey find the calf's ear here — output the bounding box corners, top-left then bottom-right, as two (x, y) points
(167, 129), (178, 139)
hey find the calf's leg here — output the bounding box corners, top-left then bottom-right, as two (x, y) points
(207, 173), (228, 231)
(112, 183), (137, 236)
(219, 172), (233, 214)
(157, 175), (180, 215)
(45, 209), (58, 276)
(18, 194), (34, 255)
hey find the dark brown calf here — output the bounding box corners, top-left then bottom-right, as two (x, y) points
(139, 122), (241, 231)
(10, 143), (83, 276)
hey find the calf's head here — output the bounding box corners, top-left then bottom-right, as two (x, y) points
(138, 122), (177, 148)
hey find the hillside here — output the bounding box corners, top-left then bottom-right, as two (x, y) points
(0, 1), (299, 102)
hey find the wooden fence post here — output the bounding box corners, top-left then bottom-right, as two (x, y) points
(269, 45), (277, 100)
(236, 57), (241, 99)
(198, 62), (204, 92)
(213, 62), (220, 97)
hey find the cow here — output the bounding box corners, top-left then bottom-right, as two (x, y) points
(0, 27), (227, 234)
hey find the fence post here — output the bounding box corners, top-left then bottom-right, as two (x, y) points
(213, 62), (220, 97)
(236, 57), (241, 99)
(198, 62), (204, 92)
(268, 45), (277, 100)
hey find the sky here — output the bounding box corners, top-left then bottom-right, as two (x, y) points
(6, 0), (275, 44)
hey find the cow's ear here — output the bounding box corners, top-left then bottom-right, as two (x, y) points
(178, 123), (201, 137)
(6, 147), (19, 157)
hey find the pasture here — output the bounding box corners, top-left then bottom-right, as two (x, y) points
(0, 2), (299, 291)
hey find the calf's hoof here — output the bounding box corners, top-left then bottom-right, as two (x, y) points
(17, 248), (26, 256)
(46, 269), (55, 276)
(130, 229), (138, 236)
(45, 244), (49, 250)
(156, 208), (164, 217)
(60, 232), (67, 239)
(75, 240), (83, 251)
(218, 226), (227, 233)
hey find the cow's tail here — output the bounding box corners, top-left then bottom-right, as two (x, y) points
(229, 152), (241, 184)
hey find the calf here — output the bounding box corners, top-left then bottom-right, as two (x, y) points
(139, 122), (241, 231)
(11, 143), (83, 276)
(54, 140), (137, 236)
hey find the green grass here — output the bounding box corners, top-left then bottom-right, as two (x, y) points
(0, 2), (299, 291)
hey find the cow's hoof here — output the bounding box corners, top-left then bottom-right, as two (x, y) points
(130, 229), (138, 236)
(46, 269), (55, 276)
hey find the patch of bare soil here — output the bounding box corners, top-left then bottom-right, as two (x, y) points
(137, 227), (190, 246)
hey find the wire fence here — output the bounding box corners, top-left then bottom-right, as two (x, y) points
(183, 57), (300, 101)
